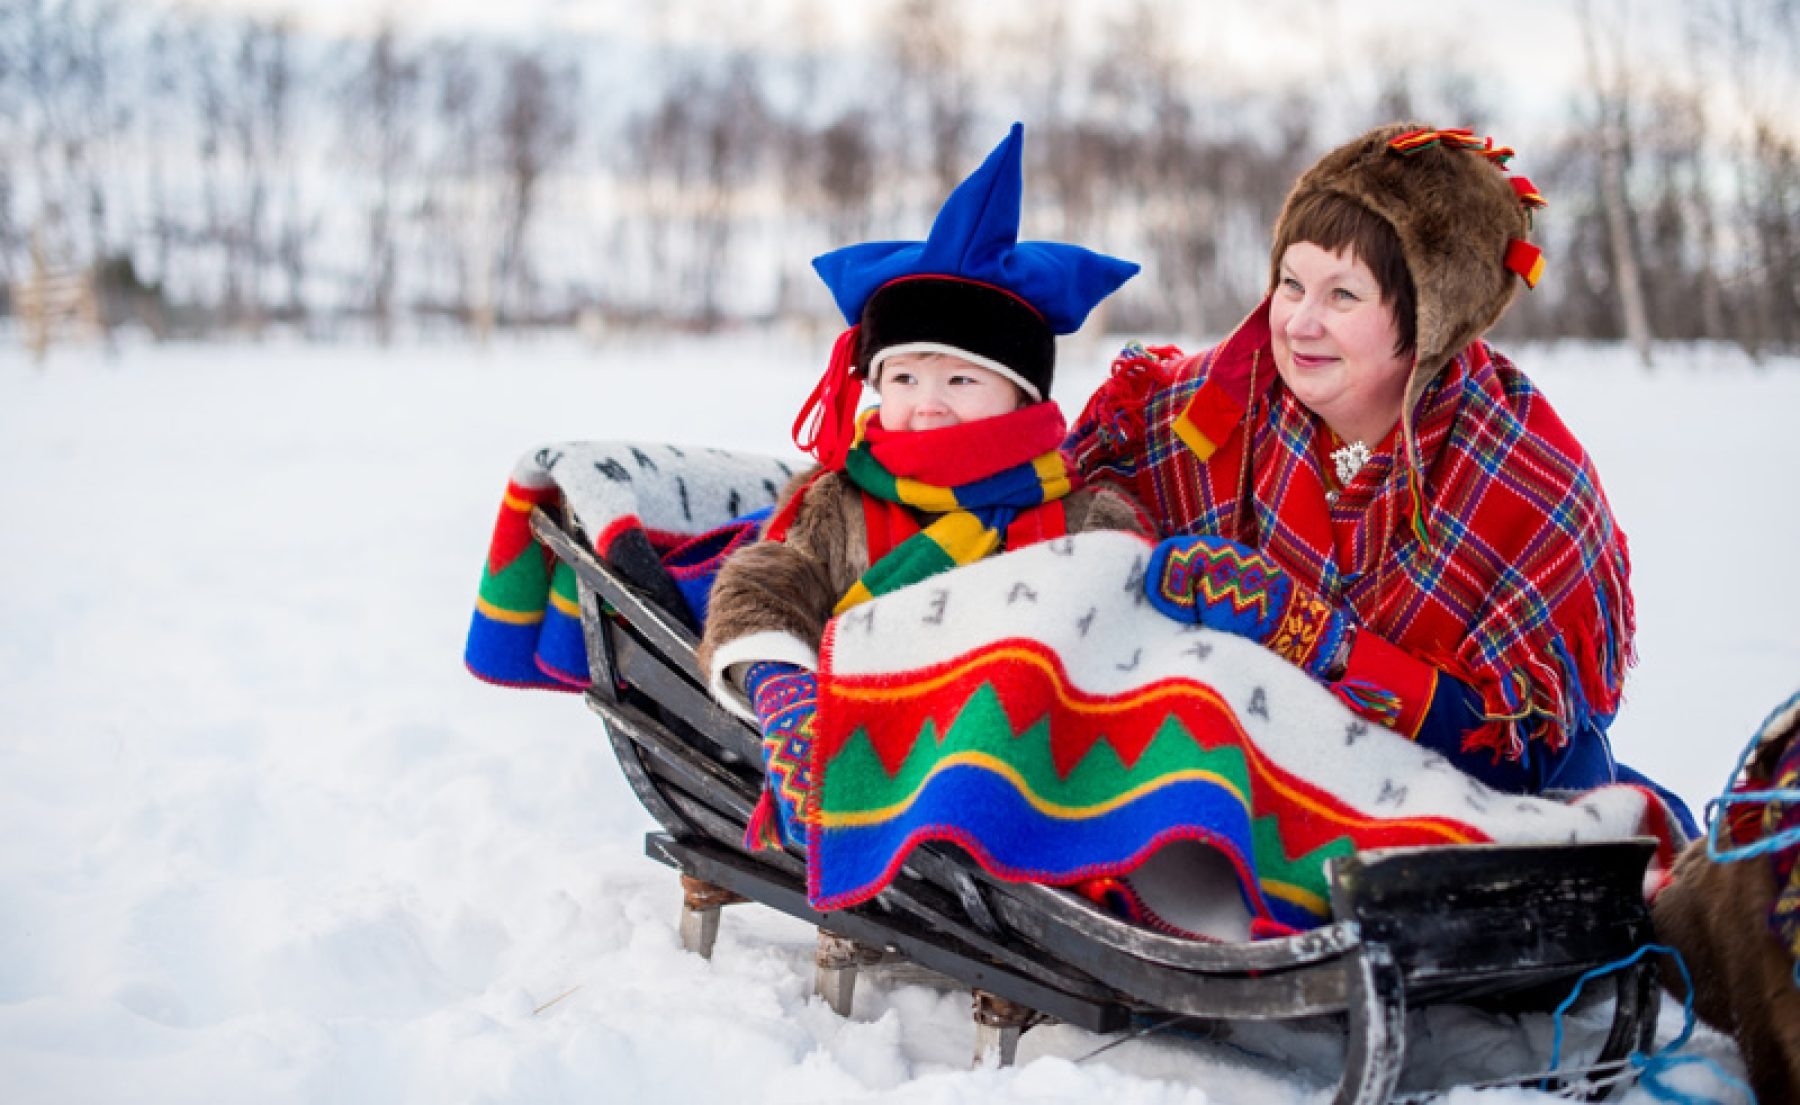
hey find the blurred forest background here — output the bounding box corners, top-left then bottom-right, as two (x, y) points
(2, 0), (1796, 358)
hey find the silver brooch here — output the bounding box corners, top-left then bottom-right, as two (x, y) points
(1331, 440), (1372, 486)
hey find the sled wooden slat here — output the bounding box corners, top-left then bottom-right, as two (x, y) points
(865, 864), (1126, 1005)
(587, 693), (759, 822)
(596, 688), (702, 838)
(985, 887), (1353, 1018)
(612, 632), (763, 766)
(533, 501), (1661, 1105)
(531, 506), (700, 676)
(997, 881), (1363, 972)
(648, 754), (1128, 1007)
(645, 832), (1134, 1035)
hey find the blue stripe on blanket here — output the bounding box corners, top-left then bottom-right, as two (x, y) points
(811, 761), (1319, 930)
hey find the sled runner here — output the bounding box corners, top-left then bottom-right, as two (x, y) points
(468, 442), (1666, 1104)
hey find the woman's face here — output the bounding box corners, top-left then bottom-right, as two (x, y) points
(1269, 242), (1412, 443)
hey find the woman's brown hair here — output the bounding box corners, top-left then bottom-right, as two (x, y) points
(1268, 191), (1418, 361)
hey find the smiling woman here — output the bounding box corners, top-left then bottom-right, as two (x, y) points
(1268, 242), (1412, 449)
(1070, 124), (1696, 833)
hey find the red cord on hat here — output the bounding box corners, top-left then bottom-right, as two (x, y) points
(792, 325), (864, 470)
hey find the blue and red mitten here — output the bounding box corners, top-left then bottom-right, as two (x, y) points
(742, 660), (820, 852)
(1145, 535), (1351, 683)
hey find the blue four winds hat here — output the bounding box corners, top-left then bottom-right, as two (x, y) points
(794, 122), (1140, 468)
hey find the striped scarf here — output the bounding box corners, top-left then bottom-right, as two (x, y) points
(836, 403), (1075, 613)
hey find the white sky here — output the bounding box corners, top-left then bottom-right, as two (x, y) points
(169, 0), (1604, 94)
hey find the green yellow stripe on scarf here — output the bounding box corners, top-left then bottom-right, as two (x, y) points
(833, 410), (1074, 616)
(835, 511), (997, 614)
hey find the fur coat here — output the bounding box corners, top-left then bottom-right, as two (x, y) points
(697, 467), (1149, 719)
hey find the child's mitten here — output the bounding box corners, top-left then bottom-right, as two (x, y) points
(741, 660), (820, 851)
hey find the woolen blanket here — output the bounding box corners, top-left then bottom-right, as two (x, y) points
(465, 442), (796, 690)
(809, 531), (1685, 938)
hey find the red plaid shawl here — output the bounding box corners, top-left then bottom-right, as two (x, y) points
(1070, 302), (1633, 762)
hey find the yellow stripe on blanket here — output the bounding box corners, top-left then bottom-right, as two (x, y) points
(816, 751), (1248, 828)
(476, 596), (546, 625)
(1261, 879), (1330, 918)
(549, 589), (582, 618)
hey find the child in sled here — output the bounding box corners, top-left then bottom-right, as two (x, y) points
(696, 124), (1149, 850)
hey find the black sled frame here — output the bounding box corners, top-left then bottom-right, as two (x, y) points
(533, 507), (1660, 1104)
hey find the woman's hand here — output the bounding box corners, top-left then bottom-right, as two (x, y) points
(1145, 535), (1352, 682)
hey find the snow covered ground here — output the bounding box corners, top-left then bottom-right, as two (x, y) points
(2, 332), (1795, 1104)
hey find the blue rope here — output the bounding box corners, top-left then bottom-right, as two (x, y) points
(1544, 943), (1756, 1104)
(1704, 690), (1800, 863)
(1636, 1054), (1758, 1105)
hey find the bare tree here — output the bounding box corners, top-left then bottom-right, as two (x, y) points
(999, 0), (1117, 247)
(491, 47), (577, 327)
(0, 0), (24, 287)
(1745, 121), (1800, 350)
(0, 0), (1792, 351)
(253, 19), (312, 328)
(624, 53), (770, 329)
(1688, 0), (1800, 355)
(1577, 0), (1655, 365)
(8, 1), (97, 274)
(1638, 82), (1721, 341)
(882, 0), (975, 210)
(815, 112), (877, 247)
(340, 24), (420, 344)
(417, 38), (492, 333)
(139, 12), (183, 303)
(1091, 0), (1217, 332)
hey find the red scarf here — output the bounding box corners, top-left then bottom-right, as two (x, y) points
(764, 402), (1074, 549)
(1073, 304), (1634, 762)
(857, 400), (1069, 484)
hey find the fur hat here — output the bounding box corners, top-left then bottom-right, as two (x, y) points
(1270, 124), (1547, 406)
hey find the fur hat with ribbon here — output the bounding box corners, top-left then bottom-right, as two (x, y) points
(1268, 123), (1548, 437)
(794, 122), (1139, 469)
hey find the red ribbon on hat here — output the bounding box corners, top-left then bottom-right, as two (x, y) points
(1505, 239), (1546, 288)
(792, 325), (864, 470)
(1509, 175), (1547, 210)
(1389, 127), (1549, 289)
(1387, 127), (1515, 166)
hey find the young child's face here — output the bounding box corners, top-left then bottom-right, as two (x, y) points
(875, 353), (1026, 432)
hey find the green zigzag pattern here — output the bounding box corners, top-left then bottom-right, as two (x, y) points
(825, 681), (1352, 901)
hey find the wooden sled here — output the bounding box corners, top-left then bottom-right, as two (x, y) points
(531, 504), (1661, 1104)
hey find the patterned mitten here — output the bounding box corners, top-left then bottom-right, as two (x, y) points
(1145, 535), (1351, 682)
(742, 660), (820, 852)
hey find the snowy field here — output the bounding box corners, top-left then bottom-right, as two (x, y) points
(2, 331), (1796, 1104)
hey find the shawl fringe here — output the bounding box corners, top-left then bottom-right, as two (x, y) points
(1447, 499), (1635, 763)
